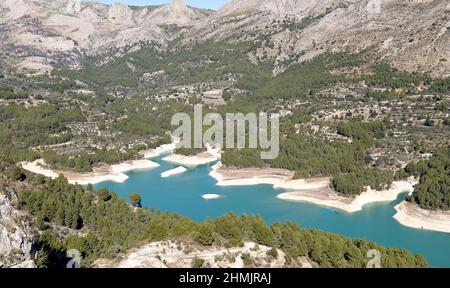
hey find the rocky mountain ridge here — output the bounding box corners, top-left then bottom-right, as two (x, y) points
(0, 0), (449, 76)
(0, 0), (212, 71)
(195, 0), (450, 76)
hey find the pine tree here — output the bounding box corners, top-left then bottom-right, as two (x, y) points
(129, 193), (142, 208)
(196, 222), (214, 246)
(97, 188), (111, 202)
(36, 211), (47, 230)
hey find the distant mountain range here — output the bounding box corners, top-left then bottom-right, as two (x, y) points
(1, 0), (449, 76)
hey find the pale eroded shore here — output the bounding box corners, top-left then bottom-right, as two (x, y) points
(22, 155), (448, 234)
(20, 158), (160, 185)
(393, 201), (450, 234)
(162, 143), (222, 168)
(210, 162), (418, 213)
(209, 162), (295, 186)
(163, 151), (219, 168)
(140, 143), (176, 159)
(277, 178), (417, 213)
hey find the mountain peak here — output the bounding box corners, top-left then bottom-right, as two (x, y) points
(170, 0), (188, 10)
(149, 0), (204, 26)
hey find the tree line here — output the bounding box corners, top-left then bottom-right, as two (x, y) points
(0, 103), (84, 166)
(399, 146), (450, 211)
(223, 120), (395, 195)
(16, 174), (427, 268)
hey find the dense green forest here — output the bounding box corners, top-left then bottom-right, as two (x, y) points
(160, 42), (272, 88)
(361, 63), (450, 94)
(429, 77), (450, 94)
(54, 41), (272, 90)
(332, 168), (394, 196)
(15, 174), (427, 268)
(223, 120), (395, 195)
(41, 149), (139, 173)
(0, 88), (186, 172)
(111, 99), (191, 137)
(0, 103), (84, 167)
(251, 53), (361, 102)
(0, 100), (148, 173)
(53, 48), (162, 87)
(401, 146), (450, 210)
(362, 63), (432, 90)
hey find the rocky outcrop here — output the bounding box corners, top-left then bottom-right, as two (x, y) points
(94, 240), (317, 268)
(0, 186), (36, 268)
(149, 0), (210, 26)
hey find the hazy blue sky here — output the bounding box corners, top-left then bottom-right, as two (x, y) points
(91, 0), (229, 10)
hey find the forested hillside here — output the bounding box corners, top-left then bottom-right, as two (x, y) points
(0, 0), (448, 269)
(223, 120), (396, 195)
(402, 146), (450, 211)
(14, 174), (427, 268)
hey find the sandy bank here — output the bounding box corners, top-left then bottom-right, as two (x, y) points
(20, 159), (59, 179)
(394, 201), (450, 234)
(210, 163), (418, 213)
(274, 178), (331, 190)
(140, 143), (176, 159)
(161, 166), (188, 178)
(112, 160), (160, 173)
(209, 162), (295, 186)
(163, 151), (219, 168)
(20, 159), (159, 185)
(277, 178), (418, 213)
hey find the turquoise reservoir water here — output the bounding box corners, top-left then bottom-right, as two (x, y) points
(94, 157), (450, 267)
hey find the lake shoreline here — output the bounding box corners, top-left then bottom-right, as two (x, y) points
(209, 162), (294, 186)
(20, 159), (160, 185)
(210, 162), (423, 215)
(140, 143), (176, 159)
(211, 162), (450, 233)
(89, 158), (450, 267)
(163, 152), (218, 168)
(162, 145), (222, 168)
(277, 177), (418, 213)
(22, 155), (448, 235)
(394, 201), (450, 234)
(20, 142), (181, 185)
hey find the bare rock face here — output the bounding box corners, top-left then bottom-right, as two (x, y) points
(196, 0), (450, 77)
(0, 0), (212, 73)
(148, 0), (209, 26)
(0, 0), (448, 76)
(215, 0), (359, 18)
(108, 3), (134, 26)
(213, 0), (261, 17)
(95, 241), (295, 268)
(0, 0), (29, 20)
(0, 186), (36, 268)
